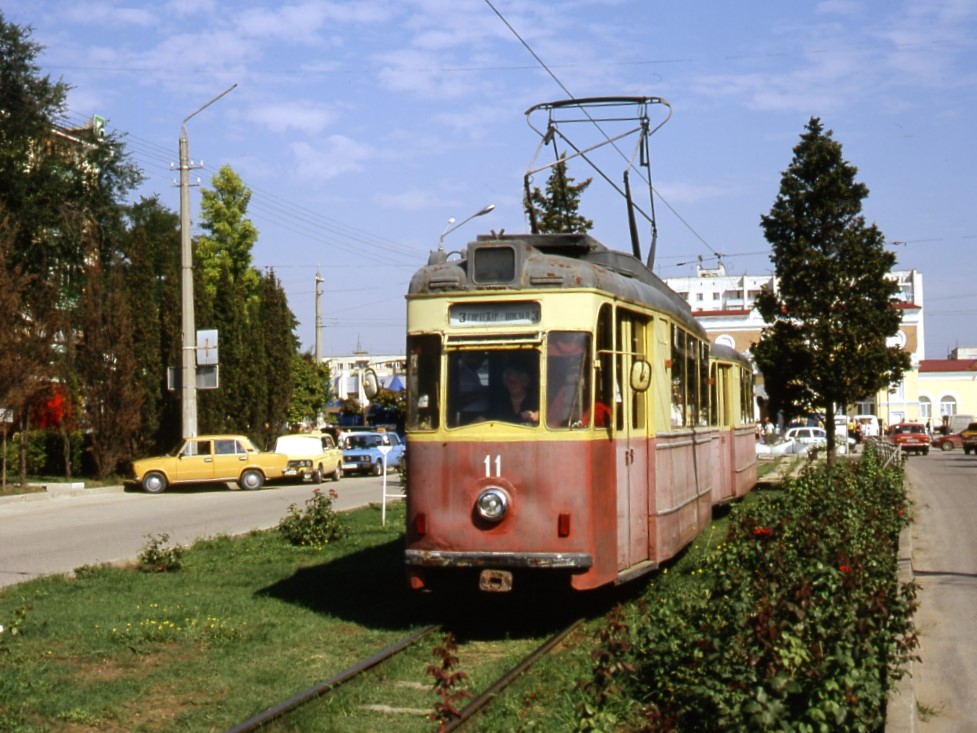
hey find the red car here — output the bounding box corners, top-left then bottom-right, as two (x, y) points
(888, 422), (931, 456)
(932, 431), (964, 451)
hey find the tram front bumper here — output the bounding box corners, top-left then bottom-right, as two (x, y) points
(404, 549), (593, 569)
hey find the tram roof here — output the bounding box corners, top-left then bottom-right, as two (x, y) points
(409, 231), (706, 339)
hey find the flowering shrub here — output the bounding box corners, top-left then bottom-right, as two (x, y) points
(579, 445), (917, 731)
(277, 488), (346, 548)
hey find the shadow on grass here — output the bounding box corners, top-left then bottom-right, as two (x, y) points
(260, 537), (648, 640)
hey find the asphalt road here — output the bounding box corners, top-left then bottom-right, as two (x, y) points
(0, 473), (403, 589)
(903, 450), (977, 731)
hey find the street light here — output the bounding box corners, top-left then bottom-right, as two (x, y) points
(179, 83), (236, 439)
(438, 204), (495, 251)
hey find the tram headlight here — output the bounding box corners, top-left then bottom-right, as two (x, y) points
(475, 488), (509, 522)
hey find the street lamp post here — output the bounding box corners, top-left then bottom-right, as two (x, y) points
(438, 204), (495, 251)
(179, 83), (236, 439)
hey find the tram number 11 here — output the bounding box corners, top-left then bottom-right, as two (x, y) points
(484, 454), (502, 478)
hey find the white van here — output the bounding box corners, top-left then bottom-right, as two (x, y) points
(273, 432), (343, 483)
(853, 415), (881, 438)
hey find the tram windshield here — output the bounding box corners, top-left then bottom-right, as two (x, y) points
(408, 332), (600, 431)
(447, 349), (541, 427)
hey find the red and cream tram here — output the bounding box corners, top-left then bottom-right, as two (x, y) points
(403, 233), (756, 592)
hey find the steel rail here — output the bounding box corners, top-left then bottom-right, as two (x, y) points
(224, 624), (439, 733)
(443, 618), (585, 732)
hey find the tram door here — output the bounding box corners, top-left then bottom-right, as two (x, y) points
(613, 309), (651, 570)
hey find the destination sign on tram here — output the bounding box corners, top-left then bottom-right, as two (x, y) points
(449, 301), (541, 326)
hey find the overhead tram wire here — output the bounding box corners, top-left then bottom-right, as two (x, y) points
(53, 110), (420, 268)
(483, 0), (725, 264)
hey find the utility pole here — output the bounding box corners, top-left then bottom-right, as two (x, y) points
(178, 83), (237, 438)
(315, 271), (324, 363)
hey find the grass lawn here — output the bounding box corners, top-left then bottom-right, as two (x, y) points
(0, 502), (453, 732)
(0, 480), (782, 732)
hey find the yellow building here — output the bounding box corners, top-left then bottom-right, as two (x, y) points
(879, 354), (977, 431)
(664, 263), (977, 426)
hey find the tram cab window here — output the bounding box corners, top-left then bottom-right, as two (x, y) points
(407, 335), (441, 431)
(546, 332), (595, 429)
(446, 349), (540, 427)
(447, 350), (490, 426)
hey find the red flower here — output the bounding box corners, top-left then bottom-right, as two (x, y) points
(752, 526), (773, 537)
(839, 564), (851, 574)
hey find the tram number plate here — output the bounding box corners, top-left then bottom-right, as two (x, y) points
(479, 569), (514, 592)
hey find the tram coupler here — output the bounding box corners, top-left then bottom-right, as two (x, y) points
(479, 569), (513, 592)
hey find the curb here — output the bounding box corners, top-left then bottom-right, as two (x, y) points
(0, 484), (125, 506)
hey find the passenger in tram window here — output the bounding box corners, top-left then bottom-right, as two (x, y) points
(492, 363), (539, 424)
(449, 351), (489, 425)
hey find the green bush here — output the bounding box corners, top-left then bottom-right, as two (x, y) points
(277, 487), (347, 548)
(137, 533), (185, 573)
(580, 446), (917, 732)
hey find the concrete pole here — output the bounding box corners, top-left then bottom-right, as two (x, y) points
(315, 271), (324, 363)
(177, 83), (236, 439)
(179, 125), (197, 438)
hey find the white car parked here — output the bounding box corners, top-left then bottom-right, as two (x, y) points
(784, 426), (854, 452)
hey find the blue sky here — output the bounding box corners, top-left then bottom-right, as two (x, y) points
(6, 0), (975, 359)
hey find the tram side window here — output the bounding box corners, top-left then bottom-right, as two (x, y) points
(596, 305), (615, 429)
(671, 326), (702, 428)
(671, 327), (686, 427)
(546, 332), (595, 429)
(741, 367), (754, 425)
(407, 335), (441, 430)
(699, 340), (711, 426)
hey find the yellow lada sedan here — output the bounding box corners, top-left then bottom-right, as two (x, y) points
(131, 435), (289, 494)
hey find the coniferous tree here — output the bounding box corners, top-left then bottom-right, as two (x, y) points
(255, 269), (298, 445)
(193, 166), (299, 443)
(122, 197), (182, 452)
(752, 118), (910, 459)
(76, 258), (142, 477)
(524, 159), (594, 234)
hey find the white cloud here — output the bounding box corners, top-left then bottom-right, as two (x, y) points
(246, 101), (336, 135)
(290, 136), (375, 182)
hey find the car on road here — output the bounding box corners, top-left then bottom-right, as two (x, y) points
(341, 430), (405, 476)
(888, 422), (931, 456)
(783, 426), (828, 447)
(932, 430), (965, 451)
(273, 432), (343, 483)
(783, 426), (855, 452)
(131, 435), (289, 494)
(961, 422), (977, 455)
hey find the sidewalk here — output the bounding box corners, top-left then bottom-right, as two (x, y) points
(0, 482), (124, 505)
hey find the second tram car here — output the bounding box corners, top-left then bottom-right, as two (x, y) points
(402, 97), (756, 592)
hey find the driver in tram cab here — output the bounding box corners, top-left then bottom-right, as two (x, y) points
(492, 362), (539, 424)
(453, 351), (489, 425)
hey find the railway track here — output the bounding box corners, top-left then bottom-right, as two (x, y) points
(224, 618), (584, 732)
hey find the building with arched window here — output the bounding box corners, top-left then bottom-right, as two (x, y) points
(663, 262), (976, 428)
